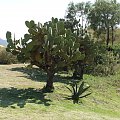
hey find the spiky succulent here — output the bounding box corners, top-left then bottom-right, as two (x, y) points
(66, 81), (91, 104)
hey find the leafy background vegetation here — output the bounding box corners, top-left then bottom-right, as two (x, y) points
(0, 46), (17, 64)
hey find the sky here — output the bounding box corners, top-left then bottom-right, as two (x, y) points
(0, 0), (95, 40)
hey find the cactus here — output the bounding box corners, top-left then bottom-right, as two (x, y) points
(6, 18), (85, 92)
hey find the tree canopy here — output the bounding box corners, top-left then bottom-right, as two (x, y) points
(88, 0), (120, 46)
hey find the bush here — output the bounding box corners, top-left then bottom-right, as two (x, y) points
(0, 46), (18, 64)
(93, 51), (119, 76)
(112, 44), (120, 63)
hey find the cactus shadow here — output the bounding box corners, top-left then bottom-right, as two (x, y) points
(9, 67), (73, 85)
(0, 87), (51, 108)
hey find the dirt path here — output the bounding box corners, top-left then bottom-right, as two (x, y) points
(0, 64), (43, 88)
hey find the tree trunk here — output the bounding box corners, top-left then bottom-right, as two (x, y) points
(81, 16), (84, 36)
(79, 65), (84, 79)
(44, 70), (55, 92)
(78, 61), (84, 80)
(72, 61), (84, 80)
(72, 70), (78, 79)
(106, 27), (110, 47)
(111, 26), (114, 46)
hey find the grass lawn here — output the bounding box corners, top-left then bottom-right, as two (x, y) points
(0, 64), (120, 120)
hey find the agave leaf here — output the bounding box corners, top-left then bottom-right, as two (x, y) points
(66, 96), (72, 100)
(75, 82), (78, 93)
(77, 81), (84, 95)
(81, 86), (91, 95)
(79, 93), (91, 98)
(66, 86), (73, 93)
(71, 84), (76, 95)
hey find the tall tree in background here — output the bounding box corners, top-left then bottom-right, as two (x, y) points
(110, 0), (120, 45)
(65, 1), (91, 33)
(65, 2), (78, 32)
(65, 1), (95, 79)
(75, 1), (91, 30)
(88, 0), (120, 46)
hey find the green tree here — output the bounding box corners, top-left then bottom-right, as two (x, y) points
(110, 0), (120, 45)
(65, 1), (94, 79)
(88, 0), (120, 46)
(6, 18), (85, 92)
(65, 1), (91, 33)
(65, 2), (78, 32)
(75, 1), (91, 29)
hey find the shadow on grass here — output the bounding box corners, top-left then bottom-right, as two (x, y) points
(9, 67), (74, 85)
(0, 87), (51, 108)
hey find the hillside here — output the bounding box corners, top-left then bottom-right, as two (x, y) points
(0, 64), (120, 120)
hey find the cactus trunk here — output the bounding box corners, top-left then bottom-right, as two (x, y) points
(44, 70), (55, 92)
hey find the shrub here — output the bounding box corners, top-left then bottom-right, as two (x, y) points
(0, 46), (18, 64)
(112, 44), (120, 63)
(93, 51), (119, 76)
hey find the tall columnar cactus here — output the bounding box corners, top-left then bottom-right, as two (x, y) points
(6, 18), (85, 92)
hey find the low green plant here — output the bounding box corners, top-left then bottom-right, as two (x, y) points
(0, 46), (18, 64)
(66, 81), (91, 104)
(113, 44), (120, 61)
(93, 51), (119, 76)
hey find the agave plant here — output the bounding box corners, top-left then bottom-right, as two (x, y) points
(66, 81), (91, 104)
